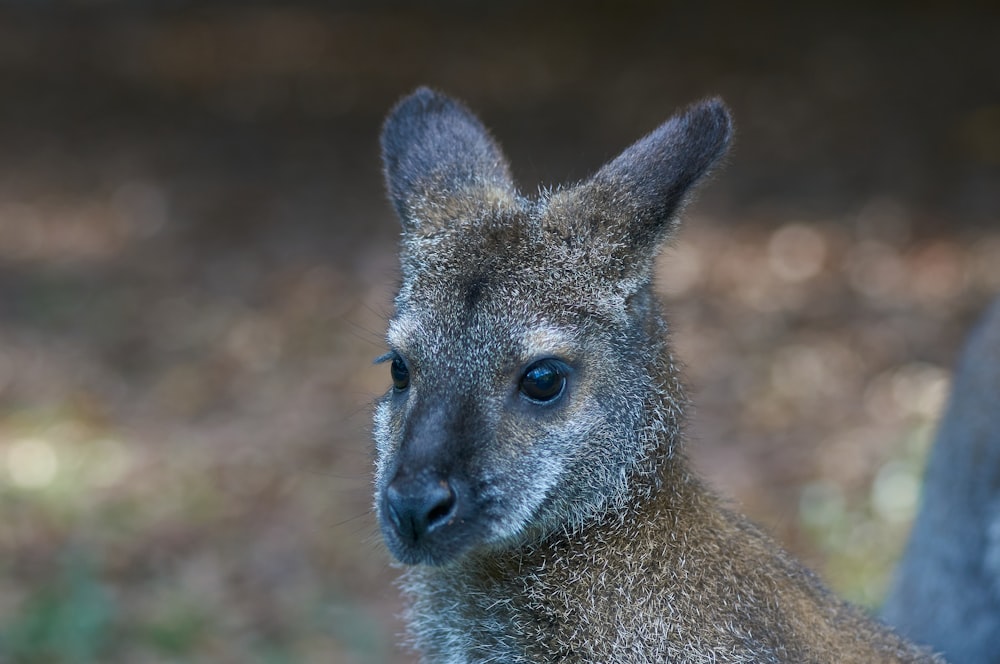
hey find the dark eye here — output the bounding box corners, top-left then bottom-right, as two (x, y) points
(390, 356), (410, 391)
(519, 360), (567, 403)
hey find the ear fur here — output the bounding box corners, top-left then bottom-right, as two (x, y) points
(381, 87), (517, 231)
(550, 98), (732, 257)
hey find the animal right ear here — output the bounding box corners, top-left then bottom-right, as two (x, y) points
(381, 88), (517, 232)
(548, 98), (732, 262)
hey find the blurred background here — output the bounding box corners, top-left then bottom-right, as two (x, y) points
(0, 1), (997, 662)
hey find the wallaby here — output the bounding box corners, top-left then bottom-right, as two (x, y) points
(372, 87), (942, 663)
(881, 298), (1000, 663)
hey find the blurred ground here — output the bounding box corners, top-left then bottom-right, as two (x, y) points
(0, 2), (997, 663)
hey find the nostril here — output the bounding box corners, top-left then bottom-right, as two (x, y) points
(425, 480), (457, 529)
(385, 476), (458, 543)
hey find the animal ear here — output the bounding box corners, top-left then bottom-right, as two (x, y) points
(551, 98), (732, 257)
(381, 87), (517, 231)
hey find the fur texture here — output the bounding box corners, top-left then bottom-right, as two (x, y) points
(882, 298), (1000, 663)
(373, 87), (941, 663)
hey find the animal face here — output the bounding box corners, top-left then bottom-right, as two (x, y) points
(374, 88), (731, 566)
(373, 214), (660, 565)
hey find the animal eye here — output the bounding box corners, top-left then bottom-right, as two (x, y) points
(390, 356), (410, 391)
(519, 360), (567, 403)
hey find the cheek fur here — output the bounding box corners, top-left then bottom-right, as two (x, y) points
(372, 399), (401, 487)
(478, 397), (608, 541)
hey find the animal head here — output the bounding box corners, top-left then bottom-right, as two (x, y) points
(374, 88), (731, 566)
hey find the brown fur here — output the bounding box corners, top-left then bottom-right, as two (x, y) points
(404, 464), (934, 662)
(373, 88), (942, 663)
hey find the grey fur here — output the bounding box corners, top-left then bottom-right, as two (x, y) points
(373, 87), (942, 663)
(882, 298), (1000, 663)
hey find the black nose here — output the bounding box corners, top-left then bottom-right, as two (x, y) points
(385, 475), (458, 543)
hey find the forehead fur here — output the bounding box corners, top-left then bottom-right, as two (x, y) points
(395, 198), (646, 322)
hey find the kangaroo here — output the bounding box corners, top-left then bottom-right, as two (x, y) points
(372, 87), (942, 663)
(882, 298), (1000, 663)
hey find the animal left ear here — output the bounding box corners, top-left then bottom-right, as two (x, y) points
(381, 87), (518, 233)
(550, 98), (732, 258)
